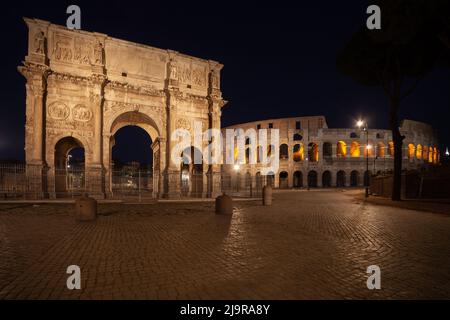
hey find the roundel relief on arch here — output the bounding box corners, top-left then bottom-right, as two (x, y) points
(48, 102), (70, 120)
(47, 101), (92, 122)
(72, 104), (93, 122)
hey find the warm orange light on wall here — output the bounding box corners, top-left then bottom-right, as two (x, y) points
(293, 144), (304, 162)
(423, 146), (429, 162)
(416, 144), (422, 160)
(308, 143), (319, 162)
(388, 142), (394, 157)
(377, 142), (385, 157)
(364, 144), (375, 157)
(428, 147), (434, 163)
(350, 141), (360, 157)
(408, 144), (415, 159)
(337, 141), (347, 157)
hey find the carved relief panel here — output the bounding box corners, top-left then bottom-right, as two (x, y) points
(47, 100), (94, 132)
(73, 37), (93, 65)
(52, 33), (73, 62)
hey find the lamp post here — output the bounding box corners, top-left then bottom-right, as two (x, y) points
(357, 120), (370, 198)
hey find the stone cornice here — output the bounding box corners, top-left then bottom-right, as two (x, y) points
(17, 62), (50, 81)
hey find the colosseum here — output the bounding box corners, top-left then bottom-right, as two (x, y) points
(221, 116), (440, 189)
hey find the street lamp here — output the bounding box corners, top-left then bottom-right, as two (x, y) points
(357, 120), (370, 198)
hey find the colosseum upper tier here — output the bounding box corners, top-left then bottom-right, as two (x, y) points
(222, 116), (440, 189)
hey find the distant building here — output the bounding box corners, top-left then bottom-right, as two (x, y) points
(222, 116), (440, 189)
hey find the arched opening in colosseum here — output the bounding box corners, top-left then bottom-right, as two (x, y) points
(416, 144), (423, 160)
(408, 144), (415, 159)
(350, 141), (360, 157)
(180, 146), (203, 197)
(423, 146), (429, 161)
(293, 144), (304, 162)
(279, 144), (289, 160)
(293, 171), (303, 188)
(234, 145), (239, 162)
(257, 146), (262, 163)
(308, 143), (319, 162)
(388, 142), (395, 157)
(293, 133), (303, 141)
(337, 141), (347, 157)
(245, 148), (250, 164)
(377, 142), (385, 157)
(428, 147), (434, 163)
(336, 170), (346, 187)
(268, 145), (275, 158)
(364, 143), (375, 157)
(54, 136), (85, 197)
(323, 142), (332, 158)
(322, 170), (331, 187)
(350, 170), (359, 187)
(307, 171), (318, 188)
(279, 171), (289, 189)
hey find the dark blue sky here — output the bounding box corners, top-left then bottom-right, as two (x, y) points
(0, 0), (448, 164)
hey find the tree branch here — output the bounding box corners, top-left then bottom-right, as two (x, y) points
(401, 77), (423, 100)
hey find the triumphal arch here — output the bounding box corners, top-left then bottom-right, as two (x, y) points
(18, 18), (226, 199)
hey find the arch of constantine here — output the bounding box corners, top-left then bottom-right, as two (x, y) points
(19, 18), (226, 199)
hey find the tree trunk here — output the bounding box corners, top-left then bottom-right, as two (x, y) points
(389, 98), (404, 201)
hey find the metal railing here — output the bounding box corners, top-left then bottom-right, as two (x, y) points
(0, 164), (264, 200)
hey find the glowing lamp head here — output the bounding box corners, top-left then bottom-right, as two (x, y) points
(233, 164), (240, 171)
(367, 145), (372, 150)
(356, 120), (364, 128)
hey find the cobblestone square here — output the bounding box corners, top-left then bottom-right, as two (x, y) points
(0, 190), (449, 299)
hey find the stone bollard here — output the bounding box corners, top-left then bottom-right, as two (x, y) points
(215, 193), (233, 215)
(75, 193), (97, 221)
(263, 185), (273, 206)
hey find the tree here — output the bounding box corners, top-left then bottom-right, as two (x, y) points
(337, 0), (449, 201)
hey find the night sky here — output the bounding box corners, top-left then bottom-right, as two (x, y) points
(0, 0), (448, 164)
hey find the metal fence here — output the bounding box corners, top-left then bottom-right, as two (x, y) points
(0, 164), (155, 200)
(0, 164), (263, 200)
(110, 170), (154, 200)
(0, 164), (28, 199)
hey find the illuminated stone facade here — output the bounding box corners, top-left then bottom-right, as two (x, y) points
(222, 117), (440, 188)
(19, 18), (225, 199)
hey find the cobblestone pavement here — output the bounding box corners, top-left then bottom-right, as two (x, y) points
(0, 190), (449, 300)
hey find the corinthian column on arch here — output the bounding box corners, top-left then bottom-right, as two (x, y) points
(18, 63), (50, 199)
(86, 74), (107, 198)
(162, 89), (181, 198)
(206, 95), (226, 198)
